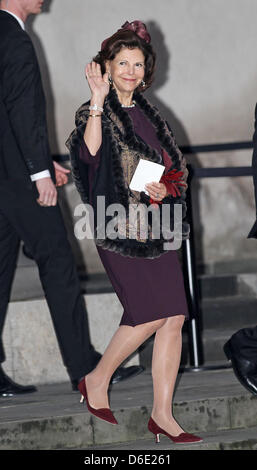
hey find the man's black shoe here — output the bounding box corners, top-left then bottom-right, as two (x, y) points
(71, 365), (144, 391)
(111, 365), (144, 384)
(224, 340), (257, 395)
(0, 367), (37, 397)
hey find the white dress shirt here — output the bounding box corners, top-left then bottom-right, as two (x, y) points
(2, 9), (51, 182)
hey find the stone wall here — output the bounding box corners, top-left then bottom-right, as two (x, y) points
(4, 295), (139, 385)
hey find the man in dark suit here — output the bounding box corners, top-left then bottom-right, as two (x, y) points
(223, 105), (257, 396)
(0, 0), (143, 396)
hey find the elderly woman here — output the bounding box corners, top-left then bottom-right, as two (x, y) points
(66, 21), (202, 444)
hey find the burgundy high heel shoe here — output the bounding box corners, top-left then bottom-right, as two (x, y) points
(148, 417), (202, 444)
(78, 377), (118, 425)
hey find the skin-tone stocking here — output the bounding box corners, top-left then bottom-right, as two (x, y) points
(85, 315), (185, 436)
(151, 314), (185, 435)
(85, 318), (168, 409)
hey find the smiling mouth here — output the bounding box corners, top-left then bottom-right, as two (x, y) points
(122, 78), (137, 82)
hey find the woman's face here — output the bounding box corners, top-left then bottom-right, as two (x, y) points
(106, 47), (145, 95)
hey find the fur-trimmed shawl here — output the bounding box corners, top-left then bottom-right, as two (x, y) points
(66, 88), (190, 258)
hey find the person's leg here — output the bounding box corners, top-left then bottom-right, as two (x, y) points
(28, 206), (94, 380)
(151, 314), (185, 435)
(85, 318), (167, 409)
(0, 211), (20, 364)
(1, 183), (94, 381)
(0, 206), (38, 394)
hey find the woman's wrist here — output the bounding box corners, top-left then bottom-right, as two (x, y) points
(90, 95), (105, 108)
(89, 104), (103, 113)
(161, 183), (169, 198)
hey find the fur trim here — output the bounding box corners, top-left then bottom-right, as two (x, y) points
(66, 89), (189, 258)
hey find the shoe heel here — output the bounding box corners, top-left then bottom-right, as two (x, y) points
(148, 417), (162, 443)
(78, 378), (118, 425)
(224, 342), (231, 360)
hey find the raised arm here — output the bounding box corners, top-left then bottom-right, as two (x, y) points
(83, 62), (109, 155)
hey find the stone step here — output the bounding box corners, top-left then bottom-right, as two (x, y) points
(83, 272), (257, 299)
(201, 295), (257, 329)
(201, 258), (257, 276)
(0, 369), (256, 450)
(85, 426), (257, 450)
(8, 254), (257, 383)
(198, 273), (239, 298)
(139, 324), (257, 368)
(11, 264), (257, 334)
(3, 293), (139, 386)
(5, 291), (256, 385)
(198, 271), (257, 299)
(10, 267), (115, 302)
(201, 327), (257, 363)
(12, 257), (257, 302)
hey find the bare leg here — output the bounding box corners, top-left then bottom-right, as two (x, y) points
(151, 314), (185, 435)
(85, 318), (167, 409)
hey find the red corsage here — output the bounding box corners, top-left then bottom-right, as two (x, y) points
(149, 169), (187, 205)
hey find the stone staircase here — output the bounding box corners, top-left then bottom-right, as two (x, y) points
(1, 247), (257, 450)
(198, 272), (257, 364)
(134, 270), (257, 370)
(4, 247), (257, 384)
(0, 368), (256, 450)
(90, 427), (257, 450)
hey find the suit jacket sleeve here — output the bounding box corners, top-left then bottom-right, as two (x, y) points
(2, 31), (53, 176)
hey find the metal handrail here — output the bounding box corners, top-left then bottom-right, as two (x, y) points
(180, 141), (254, 370)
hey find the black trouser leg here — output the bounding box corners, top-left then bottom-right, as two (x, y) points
(0, 183), (95, 380)
(0, 211), (20, 363)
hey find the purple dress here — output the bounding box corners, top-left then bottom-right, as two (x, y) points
(80, 106), (189, 326)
